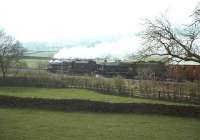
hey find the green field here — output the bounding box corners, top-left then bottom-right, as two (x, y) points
(0, 107), (200, 140)
(22, 50), (54, 68)
(0, 86), (196, 106)
(0, 87), (199, 140)
(25, 51), (55, 57)
(22, 59), (49, 68)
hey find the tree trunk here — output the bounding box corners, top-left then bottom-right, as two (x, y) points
(0, 62), (6, 80)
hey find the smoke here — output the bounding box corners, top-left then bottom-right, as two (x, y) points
(54, 36), (140, 60)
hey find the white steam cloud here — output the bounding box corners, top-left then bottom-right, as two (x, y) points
(54, 36), (140, 59)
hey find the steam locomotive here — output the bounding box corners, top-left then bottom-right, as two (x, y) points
(47, 59), (167, 79)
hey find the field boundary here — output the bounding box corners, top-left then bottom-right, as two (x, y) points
(1, 76), (200, 104)
(0, 95), (199, 117)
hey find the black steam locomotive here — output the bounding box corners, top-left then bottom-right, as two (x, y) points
(48, 59), (166, 79)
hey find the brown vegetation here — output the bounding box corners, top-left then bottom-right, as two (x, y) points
(1, 69), (200, 104)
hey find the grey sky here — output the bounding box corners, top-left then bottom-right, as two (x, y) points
(0, 0), (199, 42)
(0, 0), (199, 59)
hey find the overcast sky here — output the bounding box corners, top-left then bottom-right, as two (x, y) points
(0, 0), (199, 42)
(0, 0), (199, 59)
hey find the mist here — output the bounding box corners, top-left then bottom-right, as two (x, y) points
(53, 36), (140, 60)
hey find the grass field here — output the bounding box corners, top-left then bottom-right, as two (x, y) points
(0, 107), (200, 140)
(25, 51), (55, 57)
(22, 59), (49, 69)
(0, 86), (196, 106)
(22, 50), (54, 68)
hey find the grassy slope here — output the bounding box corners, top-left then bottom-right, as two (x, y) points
(0, 86), (196, 106)
(22, 51), (53, 68)
(0, 107), (200, 140)
(22, 59), (49, 68)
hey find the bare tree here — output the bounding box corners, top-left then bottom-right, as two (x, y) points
(0, 30), (25, 79)
(139, 7), (200, 63)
